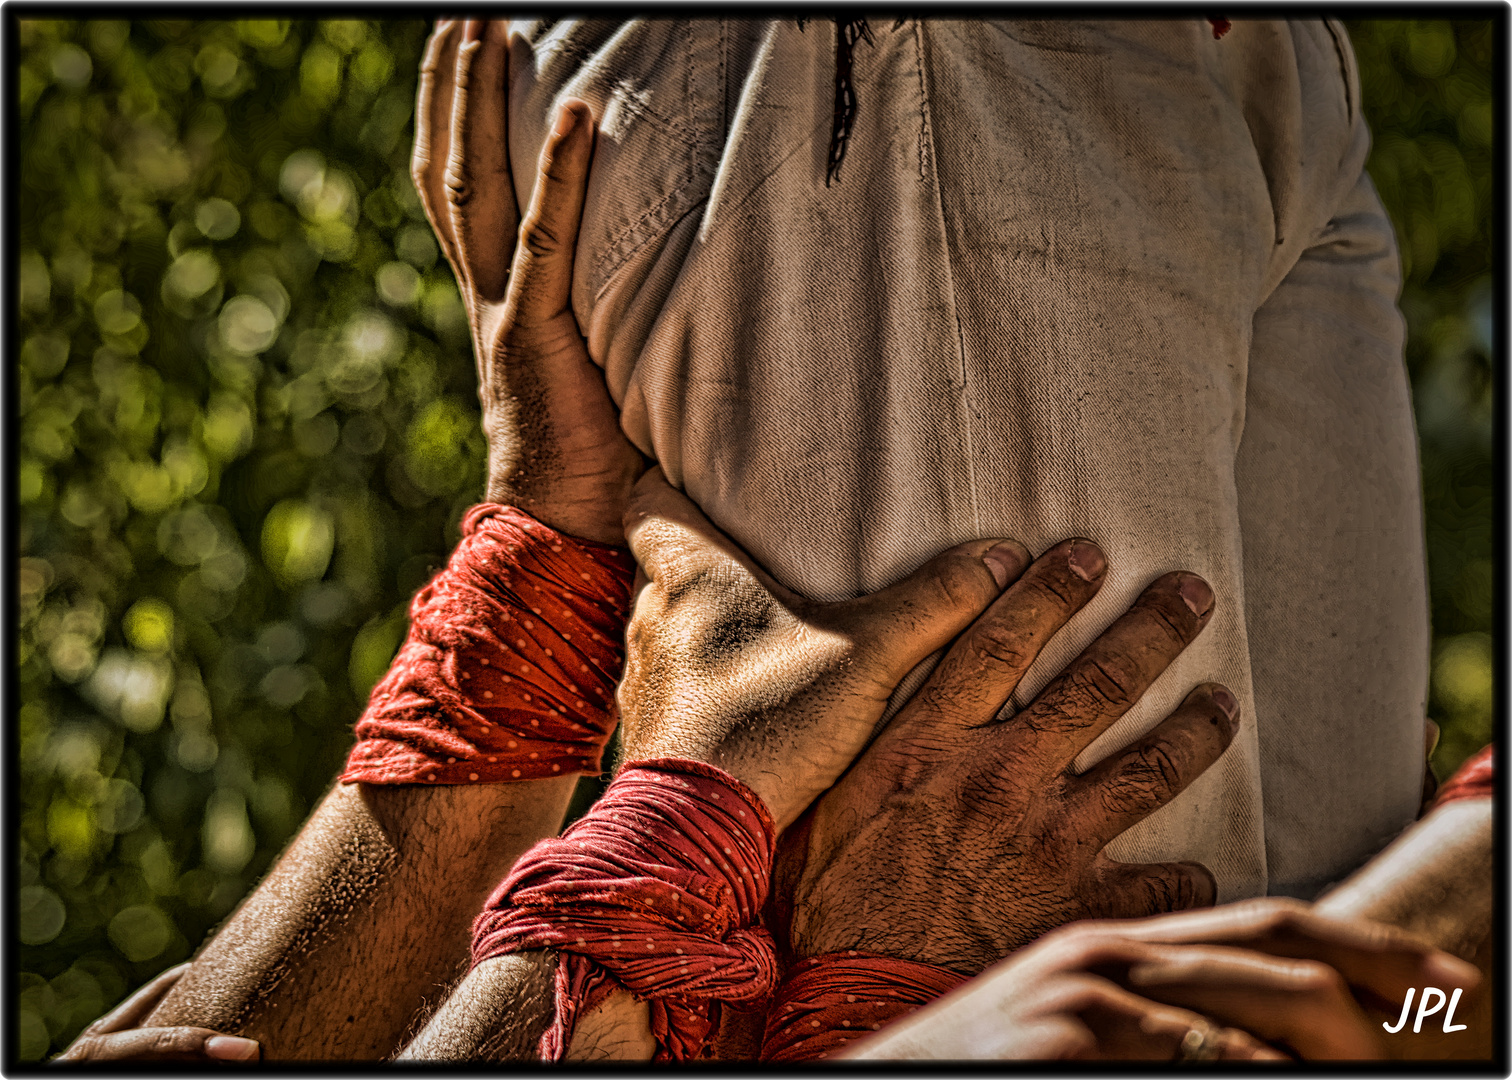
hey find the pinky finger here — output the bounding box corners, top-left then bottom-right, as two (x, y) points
(1091, 860), (1217, 920)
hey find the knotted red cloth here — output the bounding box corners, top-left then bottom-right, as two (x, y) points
(340, 505), (635, 786)
(471, 758), (779, 1060)
(760, 953), (968, 1061)
(1431, 744), (1493, 809)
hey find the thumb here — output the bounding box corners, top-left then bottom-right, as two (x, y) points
(506, 98), (595, 327)
(86, 963), (191, 1035)
(623, 467), (800, 605)
(838, 539), (1030, 678)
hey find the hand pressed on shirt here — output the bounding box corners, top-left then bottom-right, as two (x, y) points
(412, 20), (644, 544)
(777, 545), (1236, 974)
(618, 468), (1237, 964)
(617, 466), (1033, 829)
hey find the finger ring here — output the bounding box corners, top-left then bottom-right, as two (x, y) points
(1174, 1018), (1224, 1063)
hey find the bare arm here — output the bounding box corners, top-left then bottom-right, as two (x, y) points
(397, 951), (657, 1062)
(144, 778), (574, 1059)
(397, 951), (557, 1061)
(1314, 796), (1494, 1059)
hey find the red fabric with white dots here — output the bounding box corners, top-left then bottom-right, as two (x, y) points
(339, 504), (635, 786)
(1430, 743), (1493, 809)
(760, 953), (967, 1061)
(469, 759), (780, 1061)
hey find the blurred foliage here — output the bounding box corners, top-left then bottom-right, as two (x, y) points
(1345, 19), (1496, 778)
(13, 17), (1495, 1062)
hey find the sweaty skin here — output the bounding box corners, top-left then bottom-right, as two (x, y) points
(398, 466), (1241, 1059)
(125, 28), (643, 1063)
(144, 780), (575, 1059)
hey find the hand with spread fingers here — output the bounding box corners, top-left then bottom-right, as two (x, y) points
(618, 467), (1035, 829)
(413, 20), (644, 544)
(779, 544), (1236, 973)
(55, 965), (259, 1063)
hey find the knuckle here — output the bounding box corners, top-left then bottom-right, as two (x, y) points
(1025, 571), (1079, 609)
(1097, 772), (1158, 818)
(1254, 897), (1308, 935)
(930, 556), (990, 612)
(1090, 654), (1139, 705)
(1137, 741), (1183, 792)
(1048, 972), (1109, 1013)
(517, 214), (565, 259)
(970, 623), (1035, 674)
(445, 167), (471, 207)
(1068, 655), (1138, 711)
(1141, 592), (1197, 646)
(1057, 926), (1119, 967)
(57, 1039), (92, 1061)
(1294, 960), (1348, 998)
(1139, 867), (1194, 913)
(148, 1029), (186, 1055)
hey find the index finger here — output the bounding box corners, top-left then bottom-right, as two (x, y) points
(412, 21), (464, 272)
(911, 537), (1107, 728)
(1010, 570), (1215, 768)
(504, 98), (595, 328)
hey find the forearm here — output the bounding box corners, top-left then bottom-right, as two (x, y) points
(398, 953), (654, 1062)
(398, 952), (557, 1061)
(145, 777), (575, 1060)
(1315, 799), (1492, 961)
(1314, 798), (1493, 1060)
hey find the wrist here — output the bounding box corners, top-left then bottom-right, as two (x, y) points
(485, 456), (644, 547)
(760, 953), (967, 1061)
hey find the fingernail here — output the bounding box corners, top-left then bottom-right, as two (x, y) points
(1425, 952), (1480, 990)
(1178, 574), (1214, 616)
(206, 1036), (260, 1061)
(552, 103), (579, 138)
(1067, 540), (1106, 582)
(1212, 686), (1239, 722)
(982, 541), (1028, 588)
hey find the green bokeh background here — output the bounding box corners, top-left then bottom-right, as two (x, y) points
(14, 19), (1495, 1061)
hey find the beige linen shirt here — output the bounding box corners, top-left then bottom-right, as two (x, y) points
(495, 19), (1428, 901)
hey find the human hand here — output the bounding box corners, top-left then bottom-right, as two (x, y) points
(782, 547), (1233, 973)
(1109, 897), (1482, 1059)
(617, 467), (1034, 829)
(847, 904), (1475, 1061)
(54, 964), (260, 1063)
(413, 20), (643, 544)
(844, 927), (1285, 1061)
